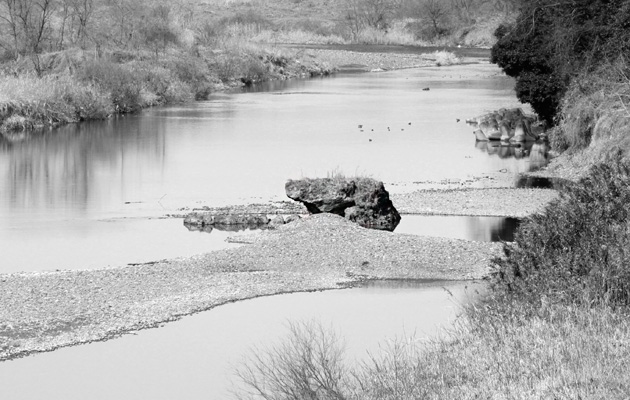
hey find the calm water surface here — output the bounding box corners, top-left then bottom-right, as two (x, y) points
(0, 280), (482, 400)
(1, 63), (537, 273)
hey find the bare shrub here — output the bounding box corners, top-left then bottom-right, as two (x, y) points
(234, 320), (353, 400)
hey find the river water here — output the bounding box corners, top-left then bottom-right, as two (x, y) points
(0, 60), (540, 398)
(0, 280), (482, 400)
(0, 62), (540, 274)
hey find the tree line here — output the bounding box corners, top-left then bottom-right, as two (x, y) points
(0, 0), (192, 60)
(344, 0), (519, 40)
(0, 0), (521, 62)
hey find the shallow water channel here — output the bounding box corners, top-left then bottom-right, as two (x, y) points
(1, 62), (536, 273)
(0, 280), (483, 400)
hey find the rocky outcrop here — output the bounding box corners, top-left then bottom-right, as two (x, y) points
(183, 202), (306, 232)
(184, 212), (270, 231)
(467, 107), (546, 142)
(285, 177), (401, 231)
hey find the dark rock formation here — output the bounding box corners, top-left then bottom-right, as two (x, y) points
(184, 212), (270, 231)
(285, 177), (401, 231)
(182, 202), (306, 232)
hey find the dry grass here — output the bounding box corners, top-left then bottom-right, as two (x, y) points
(0, 74), (111, 131)
(252, 29), (347, 45)
(236, 304), (630, 399)
(355, 22), (418, 46)
(356, 302), (630, 399)
(551, 59), (630, 162)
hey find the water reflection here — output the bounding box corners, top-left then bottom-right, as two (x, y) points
(515, 175), (569, 190)
(395, 214), (520, 242)
(474, 139), (550, 170)
(2, 64), (540, 274)
(0, 117), (166, 215)
(185, 223), (268, 233)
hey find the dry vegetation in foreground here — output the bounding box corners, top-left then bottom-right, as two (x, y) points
(235, 157), (630, 399)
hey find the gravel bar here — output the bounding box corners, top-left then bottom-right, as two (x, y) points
(0, 214), (501, 361)
(392, 188), (559, 218)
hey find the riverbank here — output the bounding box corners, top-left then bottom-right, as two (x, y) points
(230, 159), (630, 399)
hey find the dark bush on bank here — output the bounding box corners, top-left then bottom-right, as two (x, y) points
(491, 0), (630, 125)
(493, 157), (630, 307)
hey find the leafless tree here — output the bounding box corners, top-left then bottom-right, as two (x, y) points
(69, 0), (95, 47)
(0, 0), (55, 56)
(450, 0), (477, 24)
(487, 0), (519, 16)
(419, 0), (451, 38)
(0, 0), (21, 58)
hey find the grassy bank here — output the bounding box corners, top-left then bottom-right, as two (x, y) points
(542, 60), (630, 180)
(235, 157), (630, 399)
(0, 44), (335, 134)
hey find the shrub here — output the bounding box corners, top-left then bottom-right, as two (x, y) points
(431, 51), (460, 67)
(491, 0), (630, 125)
(78, 60), (142, 112)
(492, 157), (630, 307)
(235, 321), (351, 400)
(167, 56), (212, 99)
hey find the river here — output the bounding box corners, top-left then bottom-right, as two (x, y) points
(0, 62), (538, 274)
(0, 58), (542, 399)
(0, 280), (483, 400)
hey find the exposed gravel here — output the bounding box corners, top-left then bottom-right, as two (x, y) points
(304, 48), (443, 71)
(392, 188), (559, 218)
(0, 213), (502, 361)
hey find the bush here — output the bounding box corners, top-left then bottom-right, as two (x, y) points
(491, 0), (630, 125)
(167, 57), (212, 99)
(79, 60), (142, 112)
(492, 157), (630, 307)
(236, 321), (351, 400)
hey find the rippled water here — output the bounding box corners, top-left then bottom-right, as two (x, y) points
(1, 63), (538, 273)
